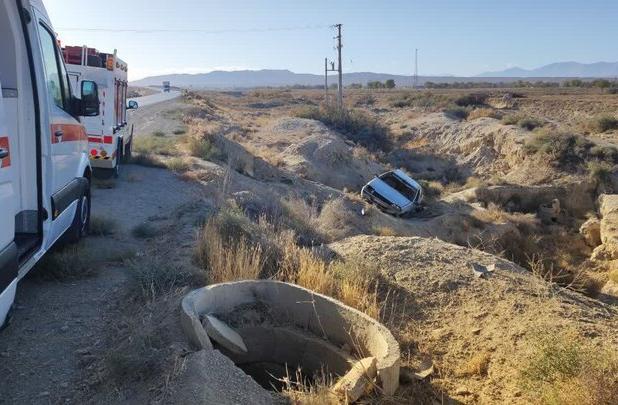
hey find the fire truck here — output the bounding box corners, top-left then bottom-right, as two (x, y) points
(1, 0), (100, 328)
(63, 46), (138, 178)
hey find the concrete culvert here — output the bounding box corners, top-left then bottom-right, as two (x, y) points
(181, 280), (400, 398)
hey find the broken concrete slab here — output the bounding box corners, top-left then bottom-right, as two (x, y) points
(202, 315), (248, 355)
(333, 357), (377, 403)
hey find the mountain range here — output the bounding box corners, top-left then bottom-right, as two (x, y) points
(131, 62), (618, 89)
(478, 62), (618, 78)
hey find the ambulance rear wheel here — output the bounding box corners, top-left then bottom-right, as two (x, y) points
(66, 180), (91, 244)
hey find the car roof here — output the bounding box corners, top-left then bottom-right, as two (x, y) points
(366, 177), (412, 208)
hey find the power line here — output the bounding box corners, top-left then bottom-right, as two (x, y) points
(56, 24), (330, 34)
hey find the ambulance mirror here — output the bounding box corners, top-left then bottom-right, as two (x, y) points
(127, 100), (139, 110)
(80, 81), (100, 117)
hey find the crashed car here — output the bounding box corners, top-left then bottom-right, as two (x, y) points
(361, 170), (424, 216)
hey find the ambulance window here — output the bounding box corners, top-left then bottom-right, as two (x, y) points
(39, 25), (63, 109)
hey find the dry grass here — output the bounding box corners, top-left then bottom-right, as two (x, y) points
(467, 107), (500, 120)
(373, 226), (398, 237)
(279, 368), (338, 405)
(520, 330), (618, 405)
(608, 269), (618, 284)
(472, 203), (538, 227)
(34, 245), (97, 280)
(196, 219), (265, 284)
(165, 157), (191, 173)
(134, 135), (179, 156)
(455, 351), (491, 377)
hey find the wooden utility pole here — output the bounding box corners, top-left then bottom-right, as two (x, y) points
(334, 24), (343, 109)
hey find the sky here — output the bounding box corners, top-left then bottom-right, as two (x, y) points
(45, 0), (618, 81)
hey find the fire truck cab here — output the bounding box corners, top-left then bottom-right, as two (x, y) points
(64, 46), (137, 178)
(1, 0), (100, 328)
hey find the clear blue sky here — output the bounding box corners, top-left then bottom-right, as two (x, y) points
(45, 0), (618, 81)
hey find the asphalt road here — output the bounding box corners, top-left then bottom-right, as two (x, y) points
(129, 90), (181, 107)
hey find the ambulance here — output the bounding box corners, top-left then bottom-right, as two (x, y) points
(64, 45), (137, 178)
(1, 0), (100, 328)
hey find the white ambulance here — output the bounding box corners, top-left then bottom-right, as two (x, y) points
(64, 46), (137, 178)
(0, 0), (100, 328)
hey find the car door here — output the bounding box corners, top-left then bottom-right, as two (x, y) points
(36, 20), (86, 196)
(0, 80), (18, 293)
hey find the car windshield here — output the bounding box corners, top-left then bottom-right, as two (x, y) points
(380, 172), (418, 202)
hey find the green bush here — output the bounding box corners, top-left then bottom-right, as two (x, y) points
(294, 104), (392, 152)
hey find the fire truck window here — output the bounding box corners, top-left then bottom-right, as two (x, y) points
(38, 25), (63, 109)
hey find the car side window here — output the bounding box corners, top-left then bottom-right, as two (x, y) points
(39, 24), (71, 112)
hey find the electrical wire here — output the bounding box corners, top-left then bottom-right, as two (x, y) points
(57, 24), (330, 34)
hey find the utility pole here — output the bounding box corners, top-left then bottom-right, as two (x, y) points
(334, 24), (343, 109)
(414, 48), (419, 89)
(325, 59), (337, 104)
(325, 57), (329, 99)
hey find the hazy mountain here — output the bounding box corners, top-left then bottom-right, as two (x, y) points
(131, 69), (503, 89)
(479, 62), (618, 78)
(132, 69), (420, 88)
(131, 66), (613, 89)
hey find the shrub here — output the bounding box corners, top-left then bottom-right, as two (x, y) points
(502, 114), (544, 130)
(130, 154), (166, 168)
(587, 161), (613, 185)
(89, 216), (118, 236)
(520, 331), (618, 405)
(127, 256), (195, 302)
(390, 92), (450, 109)
(588, 114), (618, 133)
(443, 105), (470, 120)
(518, 117), (544, 131)
(467, 108), (500, 120)
(152, 131), (165, 137)
(165, 157), (191, 172)
(454, 92), (488, 107)
(173, 129), (187, 135)
(456, 352), (491, 377)
(186, 135), (224, 161)
(34, 245), (96, 280)
(294, 104), (391, 152)
(525, 130), (593, 166)
(133, 135), (178, 156)
(132, 222), (159, 239)
(606, 87), (618, 94)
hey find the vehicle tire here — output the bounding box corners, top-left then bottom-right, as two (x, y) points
(123, 140), (132, 163)
(65, 180), (91, 244)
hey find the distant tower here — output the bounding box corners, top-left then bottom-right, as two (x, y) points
(414, 48), (419, 89)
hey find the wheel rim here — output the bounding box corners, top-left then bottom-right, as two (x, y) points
(80, 195), (89, 234)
